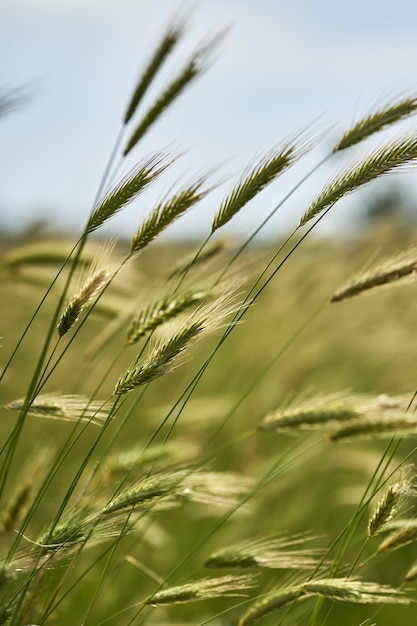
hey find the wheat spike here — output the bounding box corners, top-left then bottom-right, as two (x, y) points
(124, 21), (184, 124)
(300, 133), (417, 226)
(126, 288), (210, 345)
(331, 249), (417, 302)
(123, 36), (219, 155)
(238, 587), (308, 626)
(301, 578), (409, 604)
(328, 416), (417, 443)
(114, 295), (238, 395)
(86, 154), (171, 233)
(212, 135), (312, 233)
(368, 469), (415, 536)
(334, 94), (417, 152)
(130, 178), (210, 253)
(205, 534), (323, 570)
(259, 393), (360, 432)
(377, 519), (417, 552)
(5, 393), (111, 426)
(145, 574), (256, 606)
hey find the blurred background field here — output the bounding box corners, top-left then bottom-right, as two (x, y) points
(2, 212), (417, 625)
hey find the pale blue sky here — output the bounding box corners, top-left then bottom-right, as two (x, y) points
(2, 0), (417, 239)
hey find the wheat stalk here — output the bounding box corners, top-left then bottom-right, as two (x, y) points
(300, 133), (417, 226)
(300, 578), (409, 604)
(5, 394), (111, 426)
(238, 586), (309, 625)
(144, 574), (256, 606)
(130, 178), (210, 252)
(212, 135), (311, 233)
(333, 94), (417, 152)
(205, 534), (324, 570)
(124, 21), (185, 124)
(259, 393), (360, 432)
(331, 249), (417, 302)
(114, 295), (238, 394)
(377, 519), (417, 552)
(86, 154), (171, 233)
(123, 36), (220, 155)
(368, 469), (415, 536)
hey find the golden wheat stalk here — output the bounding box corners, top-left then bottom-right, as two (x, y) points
(331, 249), (417, 302)
(86, 154), (171, 233)
(299, 133), (417, 226)
(144, 574), (256, 606)
(333, 94), (417, 152)
(124, 21), (185, 124)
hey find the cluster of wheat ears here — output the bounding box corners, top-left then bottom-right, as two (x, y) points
(3, 16), (417, 626)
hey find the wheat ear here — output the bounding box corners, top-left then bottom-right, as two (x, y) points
(130, 178), (210, 252)
(124, 21), (184, 124)
(123, 36), (220, 155)
(114, 295), (238, 394)
(333, 94), (417, 152)
(259, 393), (360, 432)
(86, 153), (171, 234)
(300, 133), (417, 226)
(300, 578), (409, 604)
(144, 574), (256, 606)
(205, 534), (324, 570)
(331, 249), (417, 302)
(377, 519), (417, 552)
(368, 469), (415, 536)
(212, 135), (310, 233)
(238, 587), (308, 626)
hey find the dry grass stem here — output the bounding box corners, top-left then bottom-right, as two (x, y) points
(205, 534), (324, 570)
(299, 133), (417, 226)
(124, 22), (184, 124)
(333, 94), (417, 152)
(145, 574), (256, 606)
(86, 154), (171, 233)
(212, 137), (311, 233)
(300, 578), (409, 604)
(259, 394), (360, 432)
(130, 179), (211, 252)
(331, 249), (417, 301)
